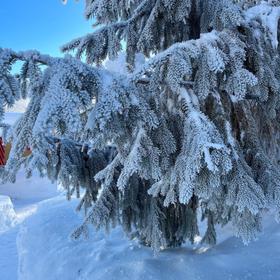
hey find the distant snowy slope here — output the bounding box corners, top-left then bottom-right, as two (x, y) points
(18, 197), (280, 280)
(0, 170), (58, 203)
(4, 112), (22, 126)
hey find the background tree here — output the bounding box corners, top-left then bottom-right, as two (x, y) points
(1, 0), (280, 251)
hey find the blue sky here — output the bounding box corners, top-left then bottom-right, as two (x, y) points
(0, 0), (93, 57)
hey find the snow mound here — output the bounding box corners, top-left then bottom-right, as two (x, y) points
(0, 170), (60, 280)
(0, 170), (59, 203)
(18, 196), (280, 280)
(0, 195), (17, 233)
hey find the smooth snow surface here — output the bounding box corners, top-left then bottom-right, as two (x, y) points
(1, 176), (280, 280)
(3, 112), (22, 126)
(17, 197), (280, 280)
(0, 170), (58, 203)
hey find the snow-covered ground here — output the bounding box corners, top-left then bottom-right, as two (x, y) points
(1, 112), (280, 279)
(1, 182), (280, 280)
(16, 196), (280, 280)
(0, 175), (59, 280)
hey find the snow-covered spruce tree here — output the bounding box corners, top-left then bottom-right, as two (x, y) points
(1, 0), (280, 251)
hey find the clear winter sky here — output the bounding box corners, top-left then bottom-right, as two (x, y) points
(0, 0), (93, 56)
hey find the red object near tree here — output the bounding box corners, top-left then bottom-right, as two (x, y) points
(0, 137), (6, 166)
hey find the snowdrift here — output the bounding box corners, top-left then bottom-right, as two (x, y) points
(18, 196), (280, 280)
(0, 170), (58, 203)
(0, 195), (17, 233)
(0, 145), (60, 280)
